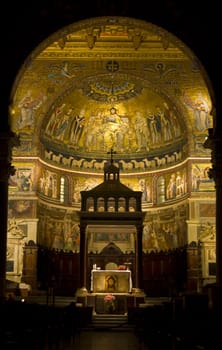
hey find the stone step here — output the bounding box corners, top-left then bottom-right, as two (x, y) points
(93, 313), (128, 323)
(87, 313), (133, 331)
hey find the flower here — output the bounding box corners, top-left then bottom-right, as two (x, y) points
(104, 294), (116, 313)
(104, 293), (116, 303)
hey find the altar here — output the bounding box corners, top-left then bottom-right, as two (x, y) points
(91, 269), (132, 293)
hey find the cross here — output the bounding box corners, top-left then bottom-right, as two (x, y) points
(106, 60), (119, 73)
(107, 148), (116, 164)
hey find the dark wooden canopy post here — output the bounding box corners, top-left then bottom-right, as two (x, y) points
(79, 223), (87, 288)
(135, 224), (143, 289)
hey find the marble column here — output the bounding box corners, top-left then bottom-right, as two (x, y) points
(204, 127), (222, 311)
(0, 129), (19, 300)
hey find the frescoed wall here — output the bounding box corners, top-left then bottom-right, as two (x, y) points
(191, 163), (215, 191)
(142, 205), (187, 252)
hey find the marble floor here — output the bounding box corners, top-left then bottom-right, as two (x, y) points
(72, 329), (142, 350)
(61, 311), (145, 350)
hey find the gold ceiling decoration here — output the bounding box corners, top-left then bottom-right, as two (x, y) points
(82, 71), (143, 103)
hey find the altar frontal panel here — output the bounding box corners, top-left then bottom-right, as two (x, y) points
(91, 270), (132, 293)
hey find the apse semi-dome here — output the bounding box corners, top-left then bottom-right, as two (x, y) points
(10, 16), (212, 174)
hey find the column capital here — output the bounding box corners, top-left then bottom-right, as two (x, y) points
(0, 130), (20, 180)
(204, 128), (222, 185)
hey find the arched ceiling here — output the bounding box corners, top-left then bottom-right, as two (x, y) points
(10, 16), (213, 173)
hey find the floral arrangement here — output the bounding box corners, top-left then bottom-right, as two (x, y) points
(104, 293), (116, 303)
(104, 294), (116, 313)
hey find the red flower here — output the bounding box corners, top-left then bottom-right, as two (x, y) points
(104, 294), (116, 303)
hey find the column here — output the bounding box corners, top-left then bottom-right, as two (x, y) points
(204, 128), (222, 311)
(0, 130), (19, 300)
